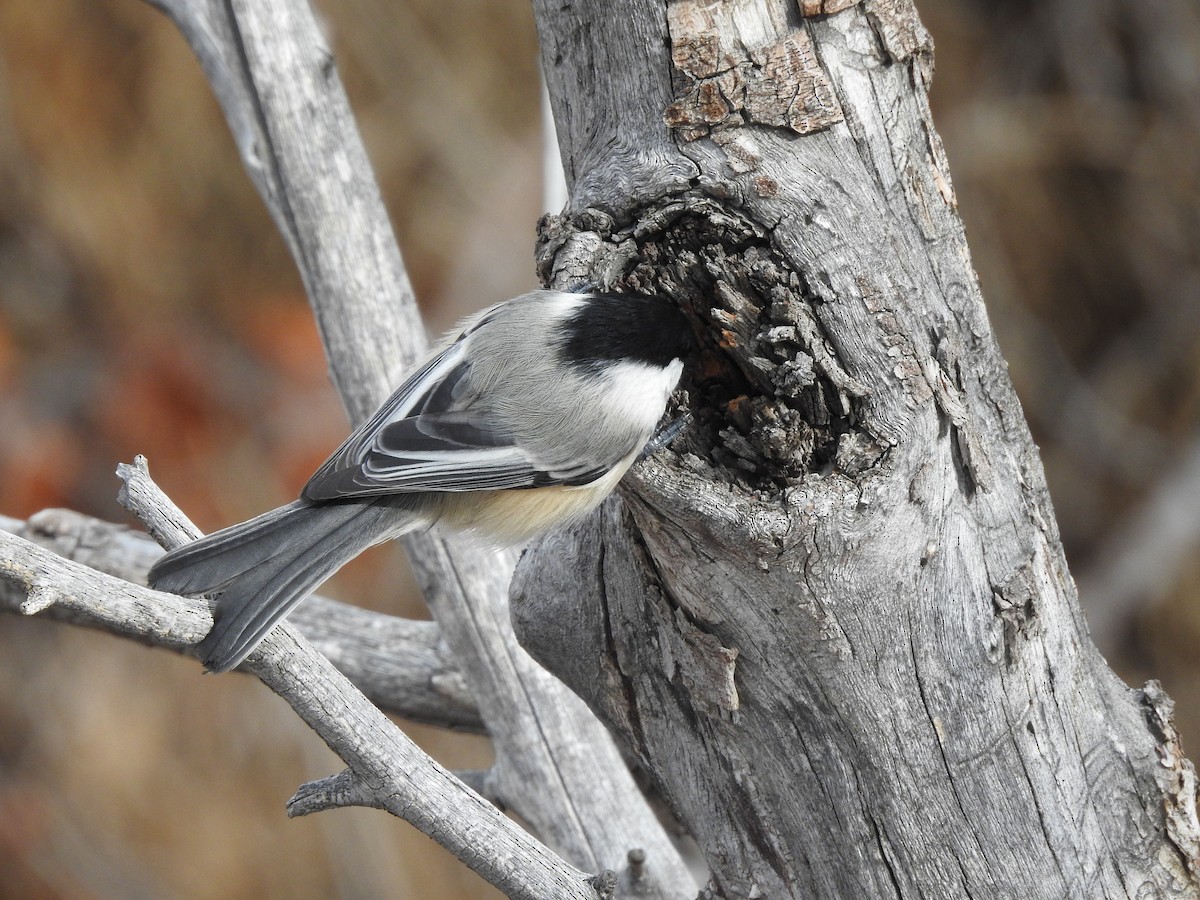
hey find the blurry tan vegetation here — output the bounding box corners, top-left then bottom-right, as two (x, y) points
(0, 0), (1196, 897)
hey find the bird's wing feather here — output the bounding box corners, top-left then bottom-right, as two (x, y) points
(302, 337), (606, 500)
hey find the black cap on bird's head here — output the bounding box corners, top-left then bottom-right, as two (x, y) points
(559, 293), (695, 374)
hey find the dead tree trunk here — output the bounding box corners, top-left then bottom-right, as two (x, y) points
(513, 1), (1200, 897)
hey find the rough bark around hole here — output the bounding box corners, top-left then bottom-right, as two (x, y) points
(538, 198), (880, 491)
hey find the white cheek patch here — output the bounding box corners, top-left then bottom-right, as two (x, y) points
(549, 291), (589, 318)
(603, 359), (683, 432)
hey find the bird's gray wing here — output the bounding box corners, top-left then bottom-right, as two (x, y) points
(302, 338), (607, 500)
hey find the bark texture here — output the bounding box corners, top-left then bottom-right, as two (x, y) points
(515, 1), (1200, 897)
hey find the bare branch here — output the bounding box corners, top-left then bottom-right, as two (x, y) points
(287, 769), (382, 817)
(143, 0), (425, 421)
(289, 600), (480, 732)
(2, 494), (482, 732)
(115, 456), (203, 547)
(0, 533), (209, 653)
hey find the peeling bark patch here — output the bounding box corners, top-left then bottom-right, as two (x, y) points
(744, 36), (839, 134)
(595, 520), (653, 759)
(924, 123), (957, 210)
(665, 1), (843, 164)
(992, 562), (1037, 667)
(628, 500), (740, 716)
(797, 0), (862, 17)
(751, 175), (779, 198)
(1142, 681), (1200, 880)
(662, 607), (740, 716)
(862, 0), (933, 64)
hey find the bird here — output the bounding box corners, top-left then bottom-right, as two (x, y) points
(148, 289), (694, 673)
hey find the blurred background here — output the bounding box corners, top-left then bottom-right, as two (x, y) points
(0, 0), (1196, 896)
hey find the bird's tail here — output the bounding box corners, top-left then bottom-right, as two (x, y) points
(148, 499), (421, 673)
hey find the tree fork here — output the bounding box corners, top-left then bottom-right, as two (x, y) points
(516, 0), (1200, 896)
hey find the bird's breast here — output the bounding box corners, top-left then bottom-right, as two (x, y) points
(435, 455), (635, 545)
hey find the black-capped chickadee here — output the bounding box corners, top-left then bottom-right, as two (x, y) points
(149, 290), (694, 673)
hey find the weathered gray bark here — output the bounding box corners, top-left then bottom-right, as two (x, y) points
(514, 1), (1200, 897)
